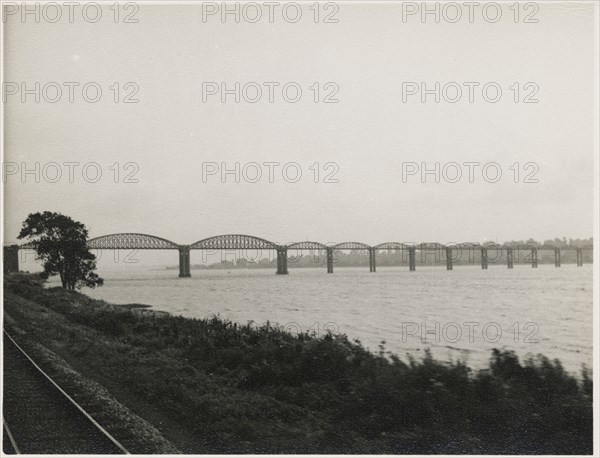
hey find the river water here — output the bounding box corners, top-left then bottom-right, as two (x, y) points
(63, 264), (594, 374)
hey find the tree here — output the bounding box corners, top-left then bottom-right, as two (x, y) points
(18, 212), (103, 290)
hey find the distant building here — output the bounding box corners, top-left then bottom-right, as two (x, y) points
(3, 245), (19, 273)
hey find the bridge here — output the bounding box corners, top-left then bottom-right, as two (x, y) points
(5, 233), (590, 277)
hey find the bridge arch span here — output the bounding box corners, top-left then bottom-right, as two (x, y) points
(287, 241), (328, 251)
(374, 242), (408, 251)
(457, 242), (502, 249)
(333, 242), (372, 250)
(418, 242), (448, 251)
(190, 234), (277, 250)
(87, 233), (179, 250)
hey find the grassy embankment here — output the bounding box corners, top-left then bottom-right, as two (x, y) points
(3, 273), (593, 454)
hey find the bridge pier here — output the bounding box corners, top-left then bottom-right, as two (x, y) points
(326, 247), (334, 273)
(3, 245), (19, 274)
(554, 247), (561, 267)
(531, 248), (538, 268)
(577, 248), (583, 266)
(178, 246), (191, 277)
(276, 248), (288, 275)
(481, 248), (488, 269)
(408, 247), (416, 271)
(445, 247), (453, 270)
(369, 248), (376, 272)
(507, 248), (514, 269)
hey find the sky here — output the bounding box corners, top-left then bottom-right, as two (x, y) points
(3, 1), (597, 259)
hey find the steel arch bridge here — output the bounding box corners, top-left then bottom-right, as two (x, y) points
(332, 242), (371, 250)
(190, 234), (278, 250)
(417, 242), (448, 251)
(87, 233), (179, 250)
(287, 241), (329, 251)
(187, 235), (280, 278)
(9, 233), (588, 278)
(374, 242), (410, 251)
(19, 241), (37, 250)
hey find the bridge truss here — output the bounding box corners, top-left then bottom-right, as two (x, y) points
(11, 232), (590, 277)
(87, 233), (179, 250)
(190, 234), (278, 250)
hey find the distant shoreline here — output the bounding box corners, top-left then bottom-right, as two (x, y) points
(165, 259), (594, 270)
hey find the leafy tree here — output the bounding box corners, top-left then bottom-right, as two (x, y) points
(18, 211), (103, 290)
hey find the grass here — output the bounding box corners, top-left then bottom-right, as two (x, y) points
(3, 273), (594, 454)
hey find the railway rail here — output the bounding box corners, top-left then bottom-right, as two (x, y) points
(2, 330), (129, 454)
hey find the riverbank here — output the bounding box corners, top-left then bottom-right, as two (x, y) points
(3, 273), (593, 454)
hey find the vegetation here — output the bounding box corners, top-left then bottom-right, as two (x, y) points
(17, 212), (103, 289)
(4, 273), (593, 454)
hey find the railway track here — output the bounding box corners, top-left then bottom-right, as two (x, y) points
(2, 330), (129, 454)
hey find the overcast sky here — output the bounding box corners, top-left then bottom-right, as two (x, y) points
(3, 2), (596, 252)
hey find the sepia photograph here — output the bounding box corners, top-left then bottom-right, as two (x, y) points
(1, 1), (599, 455)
